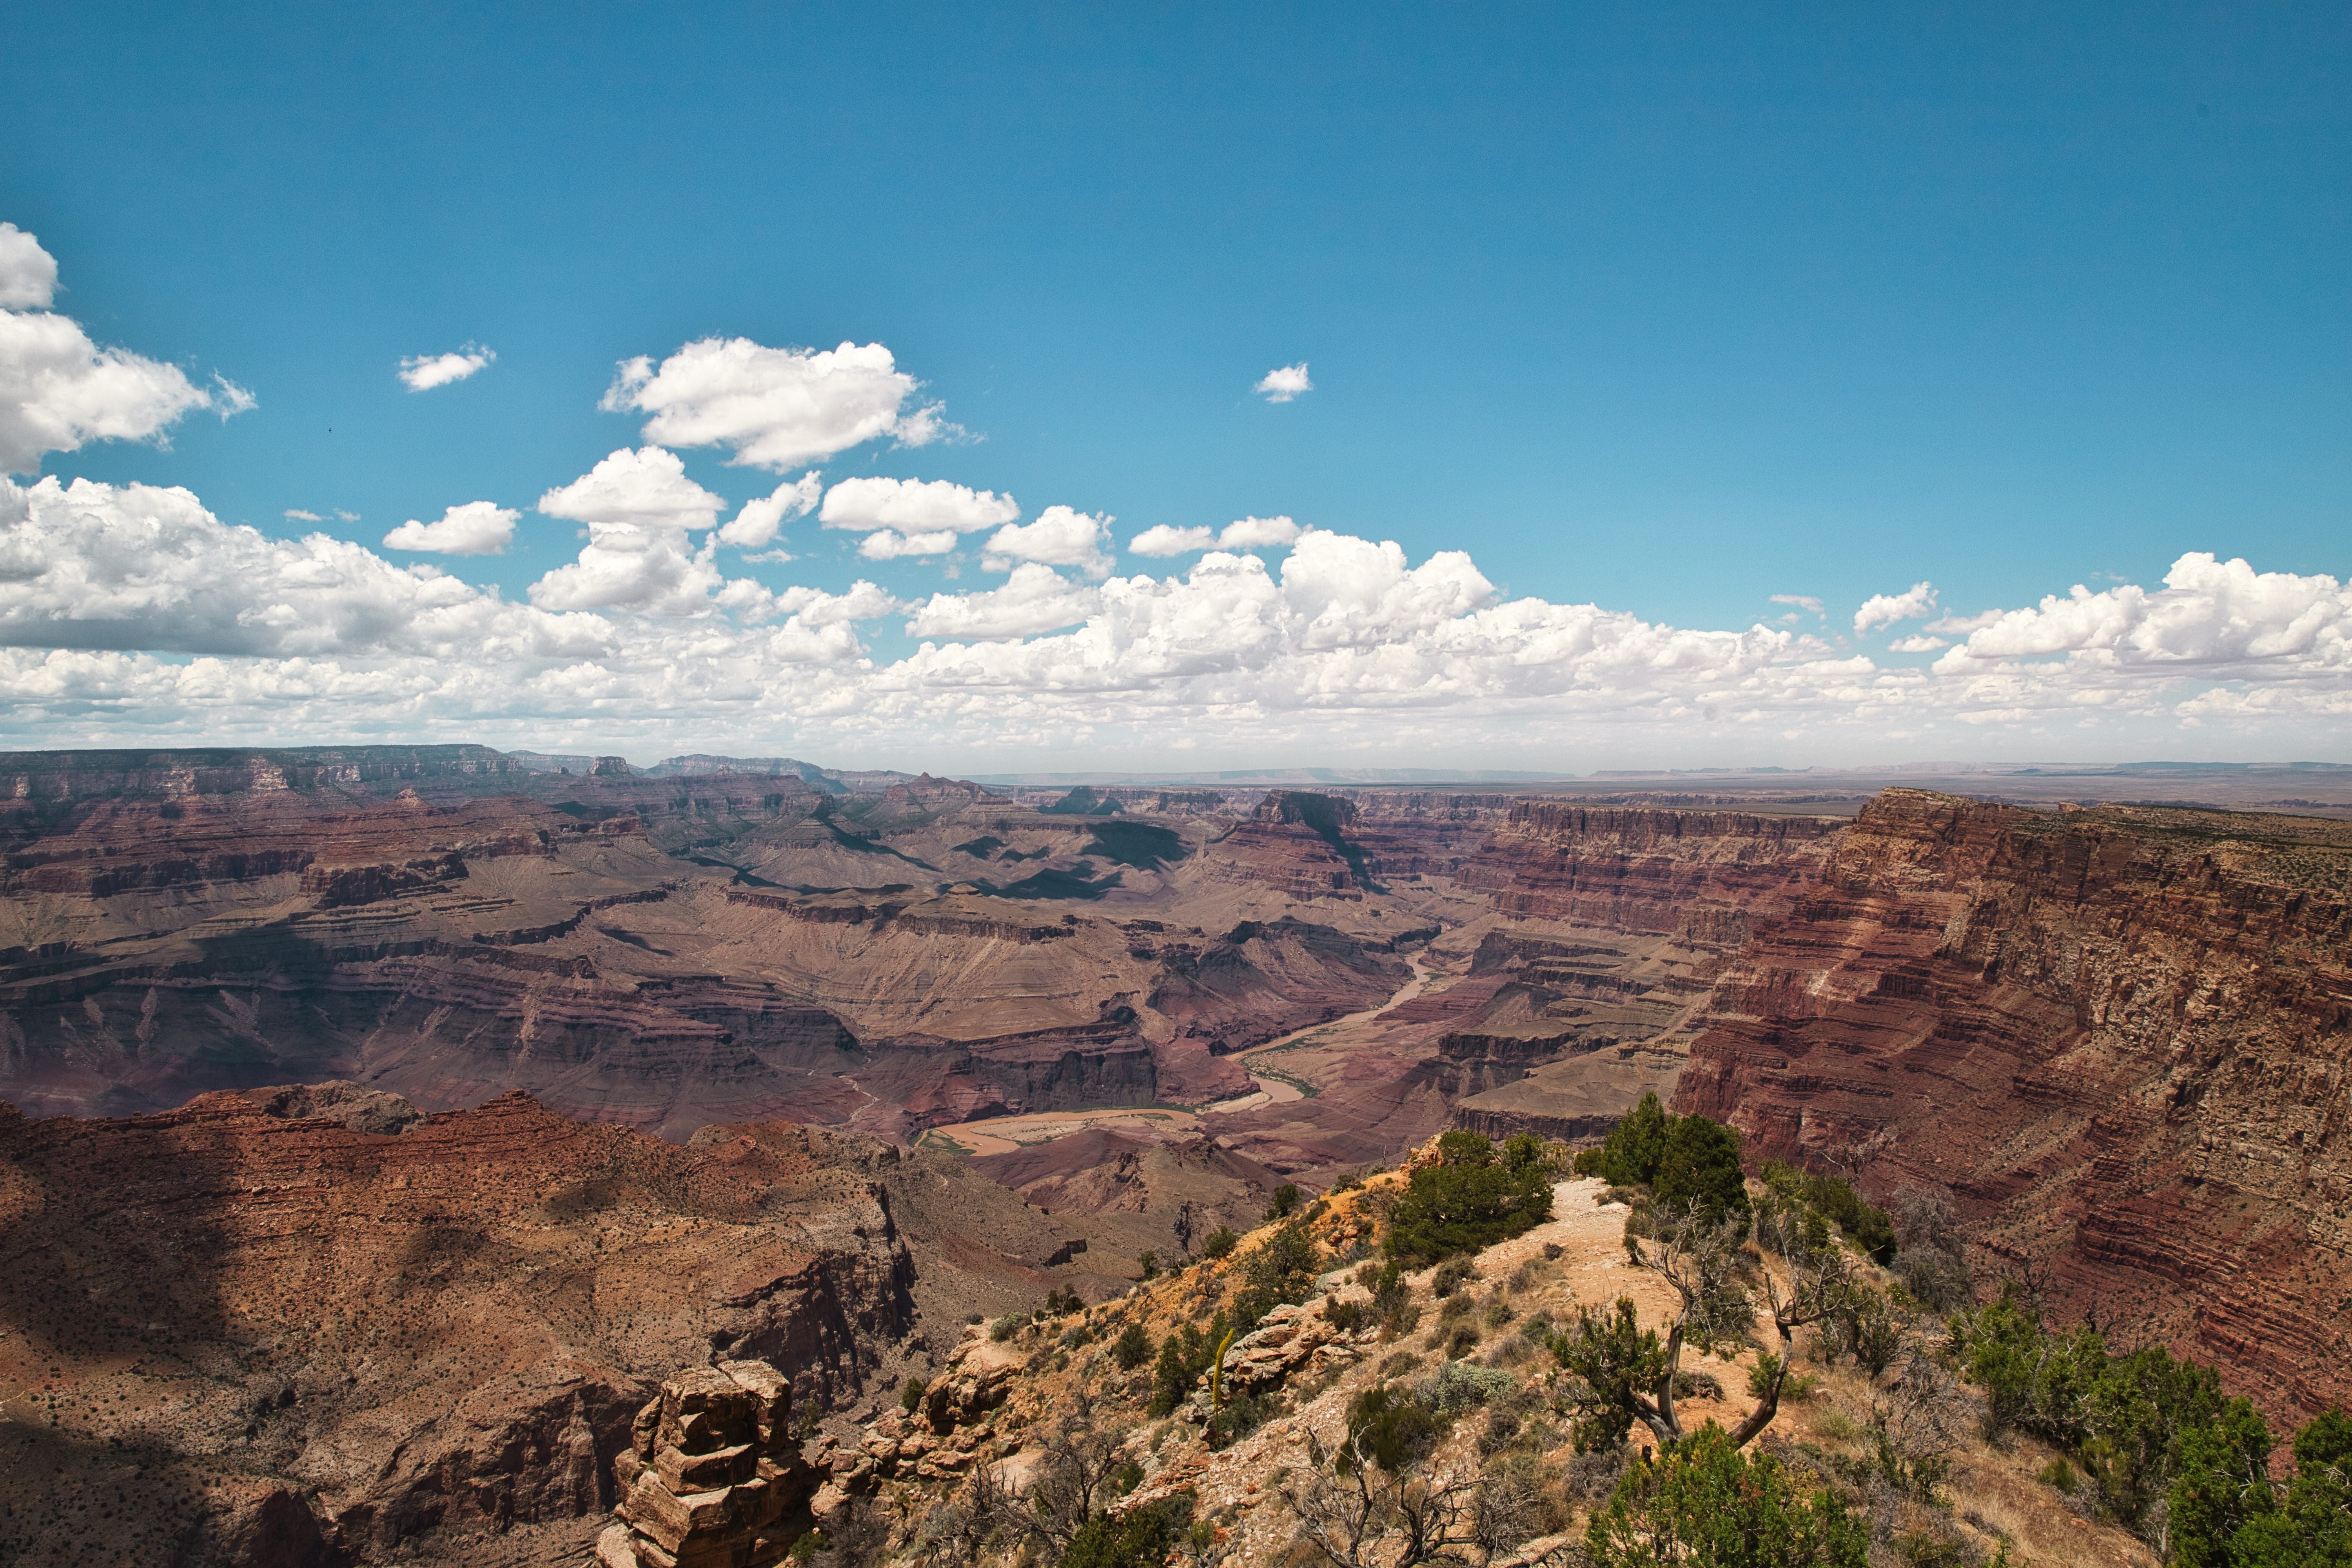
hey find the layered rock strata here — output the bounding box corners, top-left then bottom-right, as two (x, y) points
(1676, 789), (2352, 1423)
(598, 1360), (813, 1568)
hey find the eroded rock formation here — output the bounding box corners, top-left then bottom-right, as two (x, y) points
(1676, 789), (2352, 1422)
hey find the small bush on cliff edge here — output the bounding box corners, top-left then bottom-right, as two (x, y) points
(1586, 1425), (1868, 1568)
(1384, 1132), (1552, 1268)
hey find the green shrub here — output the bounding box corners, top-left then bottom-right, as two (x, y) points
(1593, 1092), (1670, 1186)
(899, 1375), (927, 1413)
(1137, 1249), (1158, 1280)
(1759, 1160), (1896, 1264)
(989, 1311), (1027, 1343)
(1229, 1220), (1322, 1335)
(1431, 1257), (1479, 1298)
(1384, 1133), (1553, 1268)
(1200, 1227), (1240, 1261)
(1653, 1114), (1750, 1222)
(1432, 1359), (1517, 1413)
(1207, 1390), (1274, 1450)
(1265, 1182), (1302, 1220)
(1058, 1506), (1174, 1568)
(1586, 1424), (1868, 1568)
(1147, 1314), (1229, 1417)
(1111, 1321), (1154, 1371)
(1343, 1383), (1446, 1472)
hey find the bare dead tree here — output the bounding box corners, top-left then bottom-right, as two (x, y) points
(1735, 1203), (1866, 1444)
(1013, 1395), (1134, 1557)
(909, 1459), (1016, 1568)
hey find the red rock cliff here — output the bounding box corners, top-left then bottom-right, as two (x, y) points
(1676, 788), (2352, 1423)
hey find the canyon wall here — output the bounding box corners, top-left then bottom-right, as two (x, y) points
(1676, 788), (2352, 1422)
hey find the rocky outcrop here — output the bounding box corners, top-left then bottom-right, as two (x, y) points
(1675, 790), (2352, 1424)
(1212, 1299), (1373, 1401)
(0, 1093), (925, 1565)
(599, 1360), (813, 1568)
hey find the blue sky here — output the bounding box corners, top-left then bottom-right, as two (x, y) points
(2, 3), (2347, 768)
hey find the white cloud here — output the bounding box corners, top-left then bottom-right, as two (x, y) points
(5, 463), (2350, 761)
(1934, 554), (2352, 679)
(0, 475), (606, 659)
(773, 581), (900, 625)
(397, 344), (494, 392)
(602, 338), (958, 471)
(1254, 362), (1313, 403)
(284, 508), (324, 523)
(0, 226), (239, 473)
(1924, 609), (2000, 636)
(209, 376), (257, 418)
(858, 528), (959, 561)
(530, 447), (733, 615)
(0, 223), (60, 310)
(537, 446), (725, 533)
(335, 509), (359, 523)
(382, 501), (518, 556)
(818, 475), (1018, 535)
(906, 563), (1103, 640)
(1854, 581), (1938, 634)
(1887, 634), (1950, 654)
(719, 472), (822, 549)
(1129, 524), (1216, 557)
(1770, 593), (1825, 618)
(1220, 515), (1302, 549)
(982, 505), (1114, 579)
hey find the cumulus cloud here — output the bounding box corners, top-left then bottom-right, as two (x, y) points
(603, 338), (957, 471)
(1854, 581), (1938, 634)
(0, 223), (61, 310)
(531, 447), (732, 615)
(818, 475), (1018, 536)
(1887, 634), (1950, 654)
(906, 563), (1103, 640)
(1254, 362), (1312, 403)
(0, 475), (605, 658)
(1129, 524), (1216, 557)
(1127, 516), (1302, 557)
(719, 472), (822, 549)
(382, 501), (518, 556)
(1934, 554), (2352, 678)
(4, 460), (2349, 760)
(982, 506), (1114, 579)
(537, 446), (725, 533)
(858, 528), (959, 561)
(1220, 515), (1302, 549)
(0, 224), (243, 474)
(397, 343), (494, 391)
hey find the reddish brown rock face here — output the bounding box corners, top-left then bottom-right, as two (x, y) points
(0, 1086), (1093, 1565)
(1676, 788), (2352, 1423)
